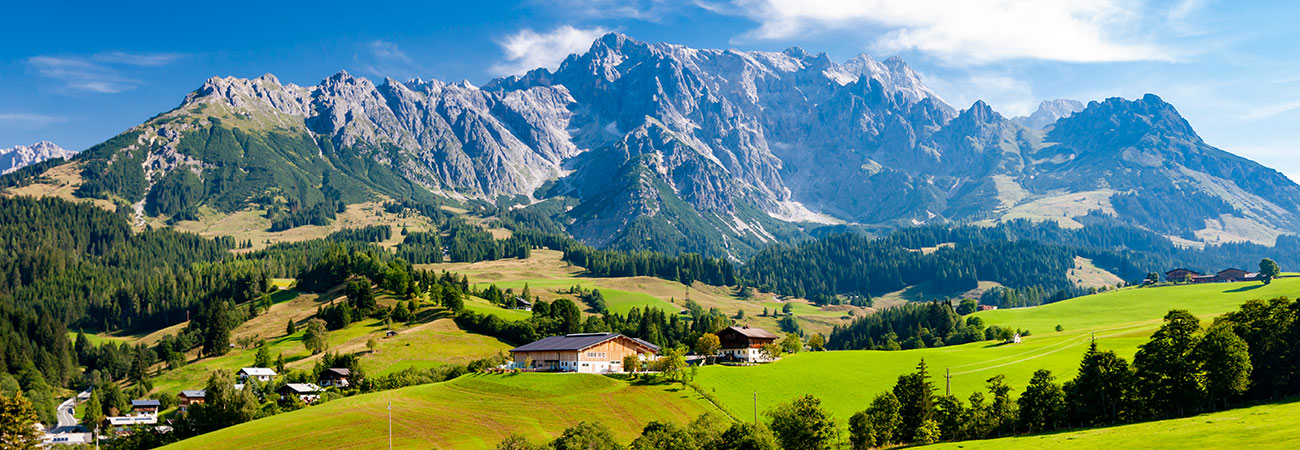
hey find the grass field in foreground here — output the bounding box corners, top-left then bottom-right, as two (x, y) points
(697, 277), (1300, 423)
(921, 399), (1300, 449)
(161, 374), (716, 450)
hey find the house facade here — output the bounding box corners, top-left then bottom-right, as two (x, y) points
(510, 333), (659, 373)
(1164, 268), (1202, 282)
(319, 368), (351, 387)
(177, 390), (205, 412)
(130, 399), (160, 416)
(238, 367), (277, 382)
(717, 326), (779, 362)
(279, 383), (325, 403)
(1166, 268), (1259, 284)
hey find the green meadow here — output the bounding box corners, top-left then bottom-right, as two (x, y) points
(160, 373), (716, 450)
(921, 399), (1300, 450)
(696, 277), (1300, 422)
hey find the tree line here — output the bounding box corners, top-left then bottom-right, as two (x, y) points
(827, 302), (1024, 351)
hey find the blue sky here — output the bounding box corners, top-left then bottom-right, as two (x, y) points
(4, 0), (1300, 180)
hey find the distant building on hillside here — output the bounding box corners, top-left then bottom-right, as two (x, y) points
(1164, 268), (1202, 282)
(1211, 268), (1258, 283)
(319, 368), (351, 387)
(238, 367), (277, 382)
(511, 297), (533, 311)
(130, 399), (160, 416)
(510, 333), (659, 373)
(279, 383), (325, 404)
(717, 326), (779, 362)
(1166, 268), (1259, 284)
(177, 390), (205, 412)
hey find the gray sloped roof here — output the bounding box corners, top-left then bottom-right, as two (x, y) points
(725, 326), (779, 339)
(131, 399), (161, 407)
(511, 333), (659, 353)
(179, 390), (205, 398)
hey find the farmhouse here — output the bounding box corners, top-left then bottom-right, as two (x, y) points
(1166, 268), (1260, 284)
(512, 297), (533, 311)
(510, 333), (659, 373)
(279, 383), (325, 403)
(238, 367), (277, 382)
(1164, 268), (1202, 282)
(130, 399), (160, 415)
(717, 326), (779, 362)
(1211, 268), (1258, 283)
(319, 368), (351, 387)
(177, 390), (205, 412)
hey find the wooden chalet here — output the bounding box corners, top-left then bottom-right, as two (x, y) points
(319, 368), (352, 387)
(717, 326), (779, 362)
(510, 333), (659, 373)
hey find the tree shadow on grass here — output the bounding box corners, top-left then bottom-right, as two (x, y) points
(1225, 284), (1265, 293)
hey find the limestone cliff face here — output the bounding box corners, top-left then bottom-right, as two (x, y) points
(44, 33), (1300, 257)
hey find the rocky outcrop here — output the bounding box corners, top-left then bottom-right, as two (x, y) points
(0, 141), (75, 174)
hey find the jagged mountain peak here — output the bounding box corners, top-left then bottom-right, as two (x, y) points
(1012, 98), (1084, 129)
(0, 141), (75, 174)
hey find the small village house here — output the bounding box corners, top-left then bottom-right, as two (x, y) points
(1164, 268), (1201, 282)
(511, 297), (533, 311)
(716, 326), (779, 362)
(238, 367), (277, 382)
(510, 333), (659, 373)
(130, 399), (160, 416)
(279, 383), (325, 403)
(177, 390), (205, 412)
(1165, 268), (1259, 284)
(319, 368), (352, 387)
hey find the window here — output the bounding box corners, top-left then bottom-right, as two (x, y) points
(585, 352), (606, 359)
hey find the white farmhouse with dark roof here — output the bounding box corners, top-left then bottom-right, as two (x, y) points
(238, 367), (277, 382)
(510, 333), (659, 373)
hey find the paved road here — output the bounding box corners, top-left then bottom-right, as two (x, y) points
(44, 389), (93, 445)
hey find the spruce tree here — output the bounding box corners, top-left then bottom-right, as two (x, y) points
(892, 359), (936, 443)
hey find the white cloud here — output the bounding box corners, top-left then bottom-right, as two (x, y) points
(923, 71), (1039, 117)
(490, 26), (612, 76)
(1240, 100), (1300, 120)
(355, 40), (427, 80)
(728, 0), (1174, 65)
(28, 52), (181, 94)
(0, 113), (65, 127)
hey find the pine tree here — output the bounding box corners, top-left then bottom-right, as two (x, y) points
(0, 391), (43, 450)
(892, 359), (936, 443)
(286, 318), (297, 335)
(1134, 310), (1203, 417)
(82, 391), (104, 429)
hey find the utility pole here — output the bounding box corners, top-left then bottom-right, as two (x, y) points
(753, 392), (758, 424)
(388, 401), (393, 450)
(945, 368), (952, 396)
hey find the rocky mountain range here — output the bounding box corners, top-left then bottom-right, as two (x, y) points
(17, 33), (1300, 257)
(1012, 99), (1085, 129)
(0, 141), (74, 174)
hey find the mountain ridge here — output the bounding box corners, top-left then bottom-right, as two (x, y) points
(9, 32), (1300, 257)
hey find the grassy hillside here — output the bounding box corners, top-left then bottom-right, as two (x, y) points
(161, 374), (716, 450)
(695, 277), (1300, 422)
(151, 287), (509, 394)
(420, 250), (864, 336)
(921, 399), (1300, 449)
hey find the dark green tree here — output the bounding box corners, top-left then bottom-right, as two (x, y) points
(1064, 342), (1135, 425)
(1193, 324), (1252, 410)
(766, 394), (837, 450)
(1017, 369), (1065, 433)
(629, 421), (696, 450)
(1134, 310), (1203, 417)
(550, 421), (623, 450)
(892, 359), (936, 442)
(1258, 258), (1281, 284)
